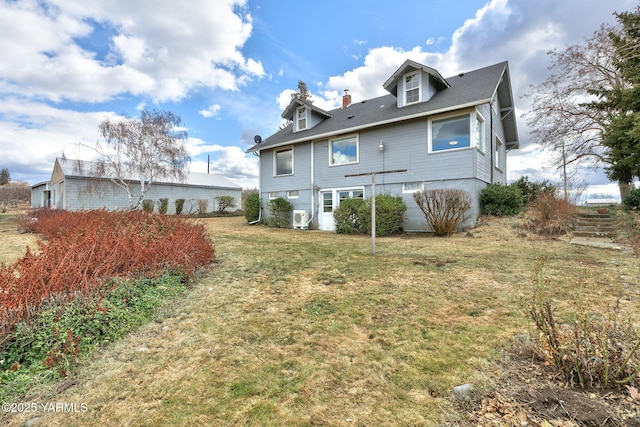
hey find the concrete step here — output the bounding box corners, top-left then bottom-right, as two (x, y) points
(576, 215), (615, 223)
(573, 230), (616, 238)
(573, 211), (617, 238)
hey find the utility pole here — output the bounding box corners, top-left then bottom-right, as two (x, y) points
(345, 169), (407, 255)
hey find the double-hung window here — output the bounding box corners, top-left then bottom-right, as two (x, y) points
(275, 147), (293, 176)
(296, 106), (307, 131)
(404, 71), (421, 104)
(330, 135), (358, 166)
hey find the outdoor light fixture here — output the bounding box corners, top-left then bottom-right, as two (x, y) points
(378, 142), (385, 151)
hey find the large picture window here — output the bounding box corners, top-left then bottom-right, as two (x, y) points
(275, 147), (293, 176)
(430, 115), (471, 152)
(330, 135), (358, 166)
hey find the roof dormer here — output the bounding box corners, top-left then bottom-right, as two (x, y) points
(281, 98), (332, 133)
(383, 60), (450, 108)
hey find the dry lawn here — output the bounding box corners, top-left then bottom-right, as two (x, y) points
(0, 212), (39, 264)
(2, 215), (639, 426)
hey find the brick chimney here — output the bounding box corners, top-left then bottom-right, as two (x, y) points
(342, 89), (351, 109)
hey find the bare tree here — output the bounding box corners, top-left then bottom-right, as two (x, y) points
(523, 24), (630, 198)
(0, 182), (30, 212)
(80, 109), (190, 209)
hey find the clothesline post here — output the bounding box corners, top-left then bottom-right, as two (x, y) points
(345, 169), (407, 255)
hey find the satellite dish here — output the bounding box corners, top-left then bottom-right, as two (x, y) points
(254, 135), (262, 144)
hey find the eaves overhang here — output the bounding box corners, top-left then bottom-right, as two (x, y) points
(247, 98), (491, 153)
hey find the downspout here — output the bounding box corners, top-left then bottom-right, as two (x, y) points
(490, 100), (495, 184)
(308, 140), (315, 227)
(249, 150), (262, 225)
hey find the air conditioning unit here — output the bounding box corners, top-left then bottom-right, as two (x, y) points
(292, 210), (309, 229)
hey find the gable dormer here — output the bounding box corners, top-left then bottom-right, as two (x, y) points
(281, 98), (332, 133)
(383, 59), (450, 108)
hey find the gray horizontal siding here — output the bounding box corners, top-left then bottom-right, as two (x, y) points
(258, 104), (510, 231)
(58, 178), (241, 214)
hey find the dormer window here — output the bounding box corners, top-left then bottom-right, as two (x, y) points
(404, 71), (421, 104)
(296, 106), (307, 131)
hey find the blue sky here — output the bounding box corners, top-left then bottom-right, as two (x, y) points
(0, 0), (636, 197)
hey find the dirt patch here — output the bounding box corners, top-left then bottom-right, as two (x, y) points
(450, 341), (640, 426)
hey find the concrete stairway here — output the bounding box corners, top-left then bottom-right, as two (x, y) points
(573, 211), (616, 238)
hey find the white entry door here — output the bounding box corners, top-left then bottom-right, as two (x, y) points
(318, 188), (365, 231)
(319, 191), (335, 231)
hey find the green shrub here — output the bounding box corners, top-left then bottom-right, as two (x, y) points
(175, 198), (185, 215)
(480, 183), (523, 216)
(142, 199), (154, 213)
(512, 176), (555, 206)
(244, 192), (261, 223)
(333, 198), (366, 234)
(266, 197), (292, 228)
(624, 187), (640, 210)
(361, 194), (407, 236)
(333, 194), (406, 236)
(215, 195), (236, 213)
(158, 198), (169, 214)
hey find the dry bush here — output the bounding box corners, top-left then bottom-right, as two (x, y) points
(529, 258), (640, 389)
(525, 191), (577, 235)
(2, 210), (214, 339)
(413, 189), (471, 236)
(197, 199), (209, 215)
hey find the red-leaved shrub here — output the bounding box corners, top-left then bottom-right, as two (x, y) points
(2, 209), (214, 337)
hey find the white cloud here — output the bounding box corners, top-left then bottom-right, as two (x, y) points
(189, 144), (259, 188)
(0, 99), (121, 182)
(199, 104), (222, 118)
(268, 0), (636, 196)
(0, 0), (264, 103)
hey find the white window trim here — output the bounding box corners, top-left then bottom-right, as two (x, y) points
(296, 106), (307, 131)
(402, 182), (424, 193)
(287, 190), (299, 199)
(268, 192), (280, 200)
(475, 110), (486, 153)
(329, 134), (359, 166)
(427, 111), (474, 154)
(274, 146), (294, 177)
(404, 71), (421, 105)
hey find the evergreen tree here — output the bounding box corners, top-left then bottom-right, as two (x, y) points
(0, 168), (10, 185)
(595, 6), (640, 197)
(293, 80), (312, 102)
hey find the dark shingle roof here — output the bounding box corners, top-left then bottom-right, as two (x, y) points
(248, 61), (517, 153)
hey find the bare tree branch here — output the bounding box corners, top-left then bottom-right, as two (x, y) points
(79, 109), (190, 209)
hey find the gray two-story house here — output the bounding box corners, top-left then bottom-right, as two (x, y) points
(247, 59), (518, 232)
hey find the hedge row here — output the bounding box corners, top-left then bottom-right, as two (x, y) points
(1, 209), (214, 338)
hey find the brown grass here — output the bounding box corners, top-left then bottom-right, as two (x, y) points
(2, 215), (638, 426)
(0, 212), (39, 265)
